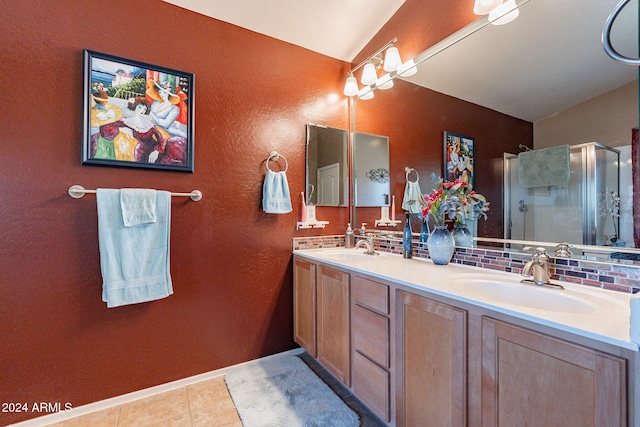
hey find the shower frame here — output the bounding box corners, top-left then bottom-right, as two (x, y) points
(504, 142), (620, 246)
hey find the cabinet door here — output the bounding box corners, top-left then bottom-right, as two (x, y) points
(482, 318), (626, 427)
(293, 258), (316, 357)
(317, 265), (351, 386)
(396, 291), (467, 427)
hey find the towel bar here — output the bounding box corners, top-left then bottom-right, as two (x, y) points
(68, 185), (203, 201)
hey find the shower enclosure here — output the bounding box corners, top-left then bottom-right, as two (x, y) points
(504, 142), (620, 246)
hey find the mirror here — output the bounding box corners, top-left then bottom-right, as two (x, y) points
(352, 0), (639, 257)
(354, 132), (390, 206)
(306, 123), (348, 206)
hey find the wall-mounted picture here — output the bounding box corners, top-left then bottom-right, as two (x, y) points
(444, 131), (475, 188)
(82, 50), (194, 172)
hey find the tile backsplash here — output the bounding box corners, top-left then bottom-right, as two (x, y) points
(293, 235), (640, 294)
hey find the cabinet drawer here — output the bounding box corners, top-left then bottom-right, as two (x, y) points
(353, 351), (391, 423)
(353, 305), (389, 368)
(352, 276), (389, 314)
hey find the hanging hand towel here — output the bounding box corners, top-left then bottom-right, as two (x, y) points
(97, 189), (173, 308)
(518, 145), (571, 188)
(262, 170), (293, 214)
(402, 181), (423, 214)
(120, 188), (156, 226)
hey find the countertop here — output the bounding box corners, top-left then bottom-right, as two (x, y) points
(294, 247), (638, 351)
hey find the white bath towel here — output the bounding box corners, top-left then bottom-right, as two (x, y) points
(262, 170), (293, 214)
(97, 189), (173, 308)
(402, 181), (423, 214)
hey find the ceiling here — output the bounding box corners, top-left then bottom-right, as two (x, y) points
(162, 0), (637, 123)
(403, 0), (638, 122)
(162, 0), (405, 62)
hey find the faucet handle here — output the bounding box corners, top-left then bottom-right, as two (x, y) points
(523, 246), (549, 261)
(522, 246), (547, 253)
(555, 242), (574, 257)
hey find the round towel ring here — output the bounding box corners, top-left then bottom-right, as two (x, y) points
(266, 151), (288, 172)
(405, 167), (419, 183)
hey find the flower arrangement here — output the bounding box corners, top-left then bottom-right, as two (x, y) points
(422, 174), (489, 226)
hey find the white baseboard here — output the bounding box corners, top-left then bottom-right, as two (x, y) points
(9, 348), (304, 427)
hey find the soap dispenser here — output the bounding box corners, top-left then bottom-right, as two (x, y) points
(402, 212), (413, 259)
(345, 223), (355, 248)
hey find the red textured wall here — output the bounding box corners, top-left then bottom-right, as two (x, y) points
(0, 1), (349, 424)
(0, 0), (532, 424)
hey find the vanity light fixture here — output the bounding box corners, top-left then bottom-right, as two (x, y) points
(343, 73), (359, 97)
(474, 0), (519, 25)
(473, 0), (503, 15)
(382, 45), (402, 72)
(397, 59), (417, 77)
(361, 62), (378, 85)
(488, 0), (519, 25)
(343, 38), (406, 98)
(358, 86), (374, 100)
(376, 73), (394, 90)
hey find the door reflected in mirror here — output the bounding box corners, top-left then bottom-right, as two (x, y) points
(354, 132), (390, 206)
(306, 124), (348, 207)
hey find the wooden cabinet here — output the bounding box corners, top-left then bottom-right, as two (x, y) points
(293, 255), (635, 426)
(316, 265), (351, 386)
(481, 318), (627, 427)
(293, 258), (316, 357)
(396, 290), (467, 427)
(293, 258), (351, 386)
(352, 276), (392, 422)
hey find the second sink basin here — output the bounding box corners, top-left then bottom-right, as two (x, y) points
(444, 274), (622, 314)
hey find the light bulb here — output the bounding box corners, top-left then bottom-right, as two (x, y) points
(397, 59), (417, 77)
(361, 63), (378, 85)
(383, 46), (402, 72)
(473, 0), (503, 15)
(489, 0), (519, 25)
(343, 75), (358, 97)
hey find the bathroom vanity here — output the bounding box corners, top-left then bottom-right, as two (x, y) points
(293, 248), (639, 426)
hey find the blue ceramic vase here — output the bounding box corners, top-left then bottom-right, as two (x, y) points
(452, 223), (473, 247)
(427, 225), (455, 265)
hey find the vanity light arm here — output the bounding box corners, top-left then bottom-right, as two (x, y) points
(346, 38), (398, 76)
(602, 0), (640, 66)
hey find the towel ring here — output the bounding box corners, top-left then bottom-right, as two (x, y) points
(266, 151), (288, 172)
(405, 167), (419, 183)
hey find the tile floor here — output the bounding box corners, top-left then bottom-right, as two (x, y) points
(44, 376), (242, 427)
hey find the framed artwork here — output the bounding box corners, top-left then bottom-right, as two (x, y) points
(82, 50), (194, 172)
(444, 131), (475, 188)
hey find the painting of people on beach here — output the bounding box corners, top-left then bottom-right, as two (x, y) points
(444, 131), (475, 188)
(82, 50), (194, 172)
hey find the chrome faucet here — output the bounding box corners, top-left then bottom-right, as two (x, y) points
(521, 247), (556, 287)
(355, 234), (377, 255)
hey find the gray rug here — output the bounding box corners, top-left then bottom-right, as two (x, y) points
(225, 354), (360, 426)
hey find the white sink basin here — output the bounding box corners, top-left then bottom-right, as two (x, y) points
(319, 249), (388, 262)
(444, 274), (622, 314)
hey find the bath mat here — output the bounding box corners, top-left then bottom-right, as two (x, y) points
(225, 354), (360, 426)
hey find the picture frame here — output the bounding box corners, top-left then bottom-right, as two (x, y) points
(82, 50), (194, 172)
(444, 131), (475, 188)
